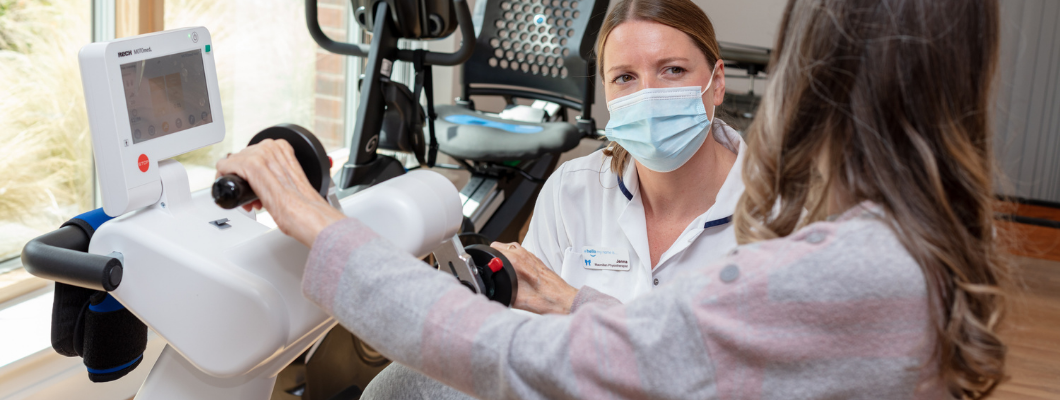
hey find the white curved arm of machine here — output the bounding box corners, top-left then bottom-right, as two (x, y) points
(88, 163), (461, 400)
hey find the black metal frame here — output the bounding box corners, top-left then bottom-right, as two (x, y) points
(477, 153), (559, 242)
(307, 0), (476, 191)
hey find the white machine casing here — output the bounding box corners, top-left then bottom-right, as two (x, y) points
(79, 27), (225, 217)
(90, 164), (461, 398)
(77, 27), (465, 399)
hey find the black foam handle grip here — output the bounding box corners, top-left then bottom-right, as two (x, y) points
(212, 174), (256, 210)
(21, 226), (123, 292)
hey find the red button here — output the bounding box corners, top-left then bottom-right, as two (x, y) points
(138, 154), (149, 172)
(487, 257), (504, 273)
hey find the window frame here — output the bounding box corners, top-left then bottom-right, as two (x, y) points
(0, 0), (361, 297)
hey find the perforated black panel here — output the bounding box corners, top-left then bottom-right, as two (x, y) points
(464, 0), (607, 107)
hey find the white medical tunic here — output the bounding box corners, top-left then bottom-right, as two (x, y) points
(522, 121), (746, 304)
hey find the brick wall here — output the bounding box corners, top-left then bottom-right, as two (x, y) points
(314, 0), (348, 150)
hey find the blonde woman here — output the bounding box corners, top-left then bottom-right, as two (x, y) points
(219, 0), (1010, 397)
(518, 0), (745, 308)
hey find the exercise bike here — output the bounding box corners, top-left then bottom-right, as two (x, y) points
(308, 0), (607, 244)
(17, 17), (515, 400)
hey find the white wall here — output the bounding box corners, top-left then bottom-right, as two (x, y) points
(694, 0), (787, 49)
(994, 0), (1060, 202)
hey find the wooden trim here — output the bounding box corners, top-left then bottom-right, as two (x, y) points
(1013, 203), (1060, 222)
(139, 0), (164, 35)
(1004, 215), (1060, 229)
(0, 268), (48, 305)
(116, 0), (137, 38)
(999, 195), (1060, 211)
(116, 0), (165, 39)
(999, 201), (1060, 226)
(999, 220), (1060, 263)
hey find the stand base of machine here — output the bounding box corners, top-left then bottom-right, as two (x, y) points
(136, 345), (276, 400)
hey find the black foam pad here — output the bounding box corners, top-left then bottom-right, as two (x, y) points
(51, 282), (95, 357)
(82, 293), (147, 383)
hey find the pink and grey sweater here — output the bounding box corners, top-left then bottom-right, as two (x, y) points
(301, 203), (949, 399)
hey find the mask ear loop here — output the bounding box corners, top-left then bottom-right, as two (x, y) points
(700, 62), (720, 96)
(701, 62), (721, 121)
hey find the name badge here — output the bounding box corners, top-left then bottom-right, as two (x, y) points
(580, 246), (631, 271)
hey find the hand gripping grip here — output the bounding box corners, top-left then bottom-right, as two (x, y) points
(212, 124), (331, 209)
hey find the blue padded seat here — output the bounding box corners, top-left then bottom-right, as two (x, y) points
(434, 104), (582, 162)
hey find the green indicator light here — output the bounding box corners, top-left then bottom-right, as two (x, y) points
(205, 44), (211, 53)
(187, 34), (190, 38)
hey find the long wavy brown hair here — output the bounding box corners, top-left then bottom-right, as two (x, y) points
(596, 0), (721, 174)
(734, 0), (1010, 397)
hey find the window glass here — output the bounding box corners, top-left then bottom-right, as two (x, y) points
(0, 0), (93, 263)
(165, 0), (349, 191)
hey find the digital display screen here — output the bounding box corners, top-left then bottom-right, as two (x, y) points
(121, 49), (212, 144)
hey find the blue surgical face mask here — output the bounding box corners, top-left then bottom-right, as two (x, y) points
(604, 68), (718, 173)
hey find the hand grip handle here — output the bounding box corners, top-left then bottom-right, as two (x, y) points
(212, 174), (256, 210)
(22, 225), (124, 291)
(210, 124), (331, 210)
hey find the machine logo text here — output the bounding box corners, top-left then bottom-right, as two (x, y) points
(118, 47), (152, 57)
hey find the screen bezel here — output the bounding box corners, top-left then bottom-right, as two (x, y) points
(103, 28), (224, 190)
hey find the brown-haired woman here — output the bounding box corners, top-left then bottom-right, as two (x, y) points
(217, 0), (1010, 397)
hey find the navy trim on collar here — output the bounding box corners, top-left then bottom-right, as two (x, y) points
(704, 215), (732, 229)
(617, 177), (633, 201)
(617, 176), (732, 229)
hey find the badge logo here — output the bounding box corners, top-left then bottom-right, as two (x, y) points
(580, 247), (631, 271)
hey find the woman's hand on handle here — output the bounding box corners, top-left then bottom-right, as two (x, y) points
(491, 242), (578, 315)
(215, 139), (345, 247)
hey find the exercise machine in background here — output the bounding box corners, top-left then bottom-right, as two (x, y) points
(717, 41), (770, 132)
(308, 0), (608, 244)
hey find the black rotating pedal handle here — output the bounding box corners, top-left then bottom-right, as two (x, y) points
(212, 124), (332, 209)
(463, 244), (519, 307)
